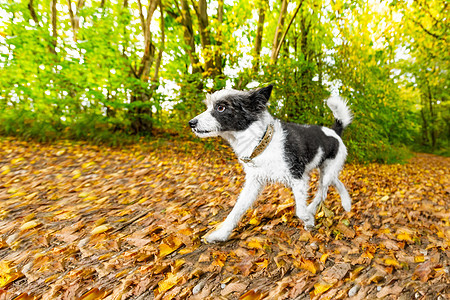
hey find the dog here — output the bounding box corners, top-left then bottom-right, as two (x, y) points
(189, 85), (353, 243)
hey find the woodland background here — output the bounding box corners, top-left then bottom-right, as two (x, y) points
(0, 0), (448, 162)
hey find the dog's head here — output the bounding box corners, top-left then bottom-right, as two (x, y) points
(189, 85), (273, 138)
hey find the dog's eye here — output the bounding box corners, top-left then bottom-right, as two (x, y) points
(217, 105), (226, 112)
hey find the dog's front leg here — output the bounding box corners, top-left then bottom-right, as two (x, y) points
(204, 176), (263, 243)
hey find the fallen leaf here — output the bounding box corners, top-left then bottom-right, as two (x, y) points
(79, 288), (109, 300)
(376, 283), (403, 298)
(322, 263), (351, 282)
(0, 261), (24, 288)
(90, 224), (111, 235)
(311, 280), (334, 297)
(221, 282), (248, 296)
(335, 223), (355, 238)
(239, 289), (264, 300)
(20, 220), (41, 231)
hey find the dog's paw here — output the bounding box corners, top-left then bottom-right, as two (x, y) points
(203, 229), (230, 243)
(297, 211), (315, 230)
(342, 199), (351, 212)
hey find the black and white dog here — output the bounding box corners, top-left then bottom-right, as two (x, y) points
(189, 85), (352, 243)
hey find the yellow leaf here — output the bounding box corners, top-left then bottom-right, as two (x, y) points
(157, 272), (179, 294)
(24, 192), (38, 201)
(83, 195), (97, 202)
(82, 161), (96, 169)
(299, 258), (319, 274)
(312, 280), (334, 297)
(397, 232), (412, 242)
(90, 224), (111, 235)
(1, 166), (10, 175)
(7, 187), (18, 194)
(384, 258), (400, 267)
(10, 192), (27, 198)
(79, 192), (90, 198)
(158, 242), (181, 258)
(249, 216), (260, 225)
(11, 157), (24, 165)
(320, 253), (329, 264)
(72, 170), (81, 179)
(137, 197), (148, 204)
(20, 220), (40, 231)
(361, 249), (374, 259)
(414, 255), (425, 263)
(247, 239), (263, 249)
(0, 261), (24, 288)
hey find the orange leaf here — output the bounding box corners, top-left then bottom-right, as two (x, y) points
(0, 261), (24, 288)
(79, 288), (109, 300)
(239, 289), (264, 300)
(299, 258), (319, 274)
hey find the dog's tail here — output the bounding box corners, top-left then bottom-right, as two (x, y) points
(326, 95), (353, 136)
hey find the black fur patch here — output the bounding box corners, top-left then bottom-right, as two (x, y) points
(281, 123), (340, 179)
(211, 86), (272, 132)
(332, 120), (344, 136)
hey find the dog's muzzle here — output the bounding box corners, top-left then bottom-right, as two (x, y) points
(188, 119), (210, 135)
(188, 119), (198, 129)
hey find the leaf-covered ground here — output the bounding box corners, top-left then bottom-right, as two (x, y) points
(0, 137), (448, 299)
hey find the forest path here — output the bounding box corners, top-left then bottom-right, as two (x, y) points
(0, 138), (448, 299)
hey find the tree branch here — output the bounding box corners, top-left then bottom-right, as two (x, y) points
(272, 0), (304, 65)
(412, 19), (445, 41)
(27, 0), (40, 25)
(152, 0), (165, 84)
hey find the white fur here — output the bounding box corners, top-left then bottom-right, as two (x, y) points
(327, 96), (353, 128)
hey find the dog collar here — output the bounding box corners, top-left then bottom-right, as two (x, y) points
(240, 123), (274, 164)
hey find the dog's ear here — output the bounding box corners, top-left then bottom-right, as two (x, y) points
(251, 84), (273, 104)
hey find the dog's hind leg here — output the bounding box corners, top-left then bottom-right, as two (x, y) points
(292, 178), (315, 229)
(308, 161), (351, 214)
(333, 179), (351, 212)
(307, 168), (332, 218)
(204, 176), (263, 243)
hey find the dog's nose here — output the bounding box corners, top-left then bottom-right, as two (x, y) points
(189, 119), (198, 128)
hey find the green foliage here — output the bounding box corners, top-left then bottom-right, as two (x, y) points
(0, 0), (447, 162)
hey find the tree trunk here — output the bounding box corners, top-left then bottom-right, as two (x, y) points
(178, 0), (202, 74)
(137, 0), (158, 78)
(152, 0), (165, 84)
(195, 0), (215, 75)
(271, 0), (288, 63)
(427, 82), (436, 148)
(214, 0), (224, 78)
(253, 0), (267, 72)
(127, 0), (160, 134)
(68, 0), (85, 42)
(50, 0), (57, 55)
